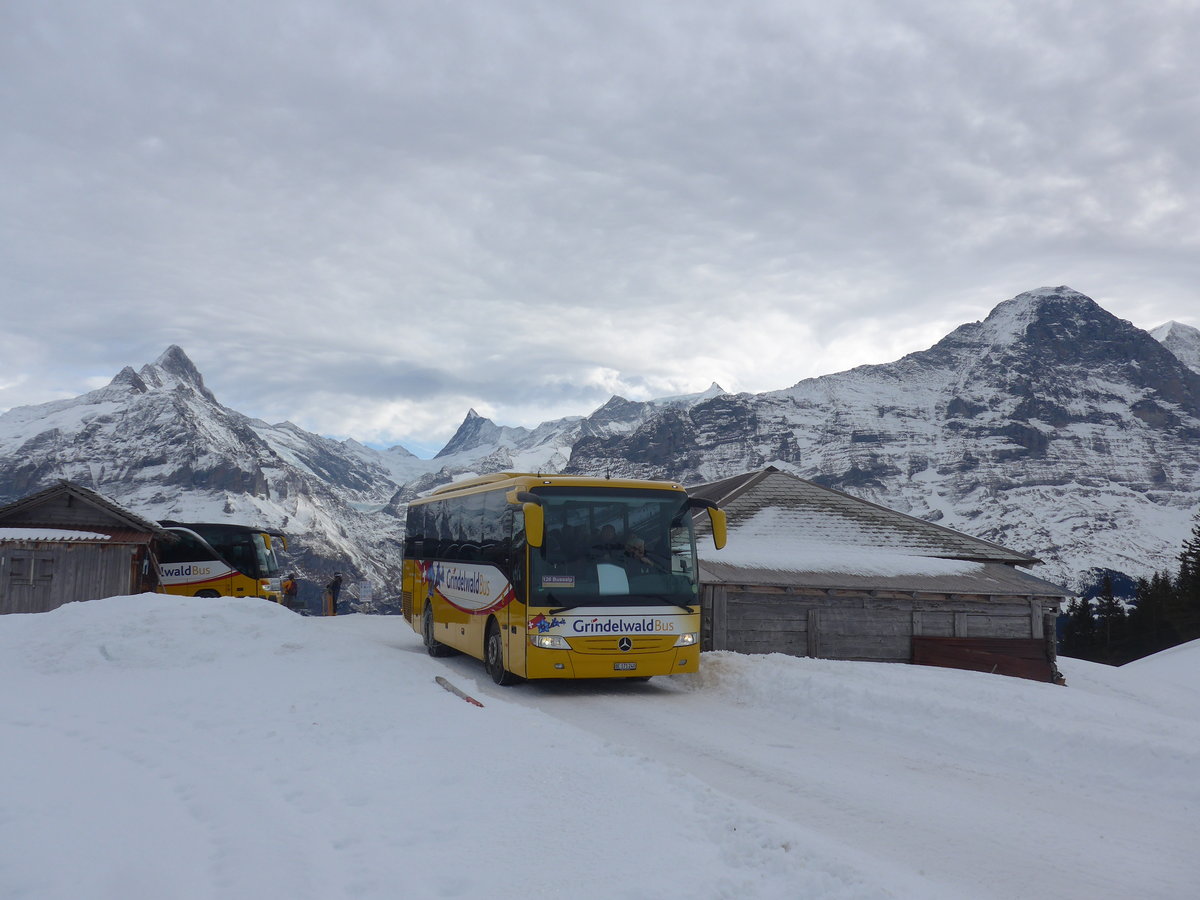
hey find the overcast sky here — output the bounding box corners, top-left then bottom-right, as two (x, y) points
(3, 1), (1198, 456)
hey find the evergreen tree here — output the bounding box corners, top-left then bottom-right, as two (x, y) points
(1093, 574), (1126, 661)
(1128, 571), (1178, 658)
(1061, 595), (1097, 659)
(1167, 510), (1200, 642)
(1062, 515), (1200, 664)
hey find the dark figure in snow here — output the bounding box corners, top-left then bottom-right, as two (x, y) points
(325, 572), (343, 617)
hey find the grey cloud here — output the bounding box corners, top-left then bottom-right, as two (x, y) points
(3, 1), (1199, 448)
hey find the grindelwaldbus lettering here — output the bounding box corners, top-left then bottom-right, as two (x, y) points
(571, 616), (678, 634)
(159, 563), (222, 580)
(420, 560), (513, 613)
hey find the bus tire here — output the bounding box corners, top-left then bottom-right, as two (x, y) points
(423, 604), (453, 658)
(485, 620), (519, 686)
(195, 590), (221, 598)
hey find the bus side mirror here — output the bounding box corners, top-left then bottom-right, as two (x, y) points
(707, 508), (727, 550)
(524, 504), (544, 548)
(507, 490), (544, 548)
(686, 496), (726, 551)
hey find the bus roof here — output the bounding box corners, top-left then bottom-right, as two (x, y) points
(159, 521), (287, 539)
(419, 472), (687, 502)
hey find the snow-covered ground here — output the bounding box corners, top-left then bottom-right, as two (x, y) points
(2, 595), (1195, 899)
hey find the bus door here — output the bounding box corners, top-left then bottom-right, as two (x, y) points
(507, 507), (529, 677)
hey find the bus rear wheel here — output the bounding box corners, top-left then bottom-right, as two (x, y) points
(485, 621), (519, 686)
(423, 604), (453, 657)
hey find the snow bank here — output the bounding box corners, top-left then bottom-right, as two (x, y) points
(2, 595), (1196, 899)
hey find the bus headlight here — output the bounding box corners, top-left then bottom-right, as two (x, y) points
(530, 634), (571, 650)
(673, 632), (698, 647)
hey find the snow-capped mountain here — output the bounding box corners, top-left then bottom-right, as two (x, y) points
(1, 288), (1197, 594)
(0, 346), (407, 588)
(0, 349), (727, 593)
(1151, 320), (1200, 375)
(563, 287), (1200, 587)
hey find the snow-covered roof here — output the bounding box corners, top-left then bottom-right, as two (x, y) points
(0, 527), (111, 543)
(691, 467), (1035, 565)
(689, 467), (1068, 596)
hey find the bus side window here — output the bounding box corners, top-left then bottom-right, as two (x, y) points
(481, 491), (511, 567)
(405, 504), (425, 558)
(225, 543), (252, 574)
(159, 532), (213, 564)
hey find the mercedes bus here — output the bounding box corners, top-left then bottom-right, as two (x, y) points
(157, 521), (288, 602)
(401, 473), (726, 684)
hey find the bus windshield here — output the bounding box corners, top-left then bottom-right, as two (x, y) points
(252, 532), (281, 579)
(183, 525), (280, 579)
(529, 487), (699, 608)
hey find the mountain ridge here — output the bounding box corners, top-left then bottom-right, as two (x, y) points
(1, 287), (1198, 594)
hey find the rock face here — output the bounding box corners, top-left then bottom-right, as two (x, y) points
(563, 288), (1200, 587)
(0, 347), (405, 588)
(1, 288), (1197, 593)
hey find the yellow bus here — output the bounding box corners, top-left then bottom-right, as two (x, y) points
(401, 473), (725, 684)
(157, 521), (288, 603)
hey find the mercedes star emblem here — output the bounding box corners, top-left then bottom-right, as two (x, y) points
(618, 637), (632, 652)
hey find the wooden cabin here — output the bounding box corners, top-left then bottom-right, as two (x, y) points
(0, 481), (174, 615)
(689, 467), (1070, 681)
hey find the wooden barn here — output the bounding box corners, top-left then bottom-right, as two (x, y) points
(689, 467), (1070, 681)
(0, 481), (174, 615)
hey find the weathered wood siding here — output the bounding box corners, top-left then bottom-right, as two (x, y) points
(702, 584), (1058, 670)
(0, 542), (136, 614)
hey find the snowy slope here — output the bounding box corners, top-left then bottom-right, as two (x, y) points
(0, 349), (725, 590)
(1151, 320), (1200, 374)
(0, 348), (406, 586)
(1, 594), (1195, 900)
(566, 287), (1200, 588)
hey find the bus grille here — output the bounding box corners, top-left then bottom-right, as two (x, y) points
(570, 635), (677, 654)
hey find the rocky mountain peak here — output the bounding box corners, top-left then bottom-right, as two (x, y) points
(435, 408), (506, 458)
(137, 345), (217, 403)
(917, 287), (1199, 409)
(967, 285), (1106, 347)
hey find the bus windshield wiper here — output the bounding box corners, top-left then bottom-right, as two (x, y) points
(653, 595), (696, 613)
(549, 603), (585, 615)
(543, 593), (581, 615)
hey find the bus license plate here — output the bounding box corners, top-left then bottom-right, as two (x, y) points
(614, 662), (637, 671)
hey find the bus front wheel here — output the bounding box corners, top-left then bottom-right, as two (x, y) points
(423, 605), (453, 658)
(485, 621), (519, 686)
